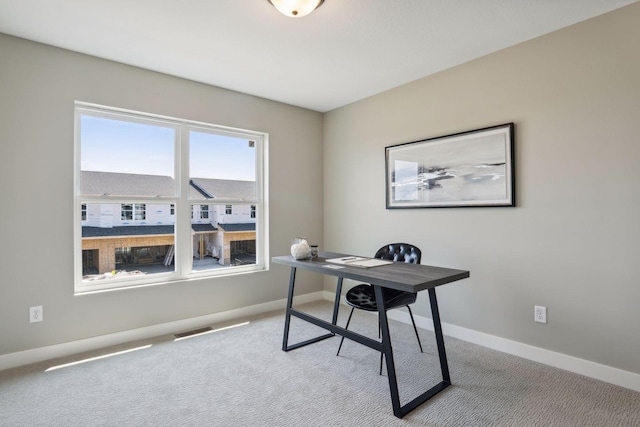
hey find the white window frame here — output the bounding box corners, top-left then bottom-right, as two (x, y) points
(74, 102), (269, 294)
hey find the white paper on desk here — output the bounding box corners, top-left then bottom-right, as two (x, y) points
(326, 256), (369, 265)
(323, 264), (344, 270)
(326, 257), (392, 268)
(350, 258), (392, 268)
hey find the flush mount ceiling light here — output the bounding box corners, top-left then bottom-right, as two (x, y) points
(267, 0), (325, 18)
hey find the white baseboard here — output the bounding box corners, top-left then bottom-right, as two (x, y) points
(0, 291), (324, 372)
(319, 290), (640, 393)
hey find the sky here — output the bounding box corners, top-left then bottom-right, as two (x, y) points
(80, 115), (256, 181)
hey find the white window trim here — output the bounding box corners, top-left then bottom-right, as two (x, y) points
(74, 102), (269, 294)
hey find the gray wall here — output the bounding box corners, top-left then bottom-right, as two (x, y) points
(323, 4), (640, 374)
(0, 34), (324, 356)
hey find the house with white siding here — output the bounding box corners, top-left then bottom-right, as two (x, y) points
(81, 171), (256, 274)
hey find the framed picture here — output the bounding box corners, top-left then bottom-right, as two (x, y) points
(385, 123), (515, 208)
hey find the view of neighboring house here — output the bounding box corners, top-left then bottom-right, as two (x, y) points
(81, 171), (256, 275)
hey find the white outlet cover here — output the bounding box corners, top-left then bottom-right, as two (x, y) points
(534, 305), (546, 323)
(29, 306), (43, 323)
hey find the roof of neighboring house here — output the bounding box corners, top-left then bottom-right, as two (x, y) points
(82, 171), (175, 197)
(218, 223), (256, 232)
(190, 178), (255, 201)
(189, 179), (214, 198)
(82, 225), (175, 238)
(192, 224), (218, 233)
(83, 224), (220, 238)
(81, 171), (255, 201)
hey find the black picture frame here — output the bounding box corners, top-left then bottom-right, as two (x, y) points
(385, 123), (515, 208)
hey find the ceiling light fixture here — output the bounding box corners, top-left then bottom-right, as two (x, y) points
(267, 0), (325, 18)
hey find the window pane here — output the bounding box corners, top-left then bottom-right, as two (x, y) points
(188, 131), (259, 273)
(81, 203), (175, 281)
(189, 131), (256, 201)
(81, 115), (175, 197)
(191, 203), (256, 272)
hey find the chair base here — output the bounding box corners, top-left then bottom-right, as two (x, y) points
(337, 305), (423, 375)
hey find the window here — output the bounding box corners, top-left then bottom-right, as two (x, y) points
(199, 205), (209, 219)
(121, 203), (146, 221)
(75, 103), (268, 293)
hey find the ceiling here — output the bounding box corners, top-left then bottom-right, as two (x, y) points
(0, 0), (637, 112)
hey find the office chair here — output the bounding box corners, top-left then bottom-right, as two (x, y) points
(336, 243), (424, 374)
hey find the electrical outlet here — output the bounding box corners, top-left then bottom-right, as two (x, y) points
(29, 306), (43, 323)
(534, 305), (546, 324)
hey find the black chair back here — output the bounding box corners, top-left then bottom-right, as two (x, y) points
(374, 243), (421, 264)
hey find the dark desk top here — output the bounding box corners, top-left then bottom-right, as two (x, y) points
(272, 252), (469, 293)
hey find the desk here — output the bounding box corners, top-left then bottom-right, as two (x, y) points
(272, 252), (470, 418)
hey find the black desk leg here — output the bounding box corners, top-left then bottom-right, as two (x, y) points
(376, 285), (452, 418)
(331, 277), (343, 326)
(429, 287), (450, 383)
(374, 285), (403, 417)
(282, 267), (297, 351)
(282, 267), (336, 352)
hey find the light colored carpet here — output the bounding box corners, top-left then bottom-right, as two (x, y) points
(1, 300), (639, 426)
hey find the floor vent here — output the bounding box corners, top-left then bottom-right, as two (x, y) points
(174, 327), (212, 338)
